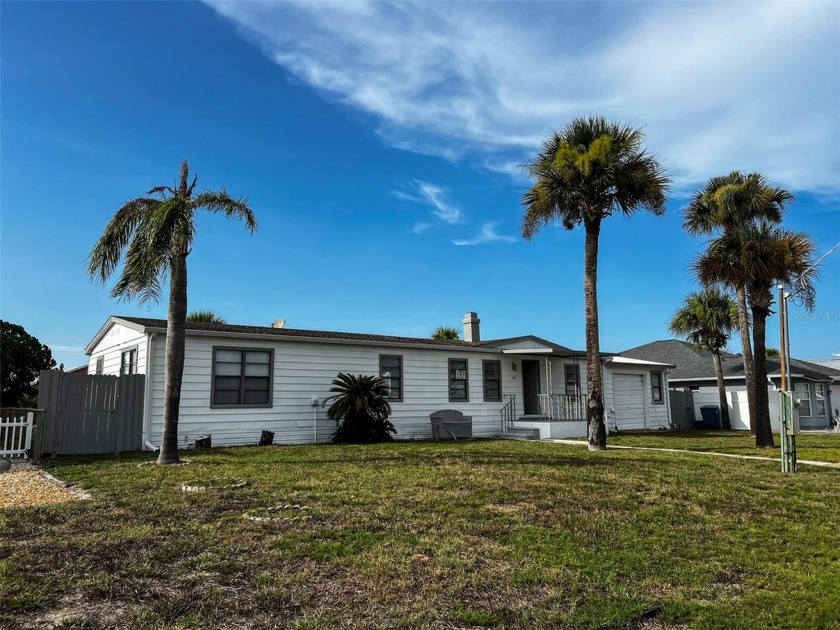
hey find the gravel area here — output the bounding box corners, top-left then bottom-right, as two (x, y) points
(0, 465), (88, 509)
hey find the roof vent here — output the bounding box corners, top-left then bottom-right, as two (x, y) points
(271, 319), (286, 329)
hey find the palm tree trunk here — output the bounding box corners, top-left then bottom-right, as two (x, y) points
(712, 350), (730, 430)
(157, 252), (188, 464)
(751, 294), (774, 448)
(735, 285), (757, 434)
(583, 218), (606, 451)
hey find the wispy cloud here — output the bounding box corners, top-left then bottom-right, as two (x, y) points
(415, 181), (461, 224)
(452, 223), (516, 246)
(204, 1), (839, 194)
(393, 179), (462, 230)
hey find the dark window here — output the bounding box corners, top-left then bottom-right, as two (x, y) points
(379, 355), (403, 402)
(95, 356), (104, 375)
(449, 358), (469, 402)
(212, 347), (273, 407)
(565, 364), (581, 397)
(651, 372), (663, 403)
(483, 360), (502, 401)
(121, 348), (137, 375)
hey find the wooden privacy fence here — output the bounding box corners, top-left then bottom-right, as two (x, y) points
(1, 408), (42, 459)
(37, 370), (145, 455)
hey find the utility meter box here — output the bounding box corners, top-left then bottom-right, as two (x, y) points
(791, 395), (801, 435)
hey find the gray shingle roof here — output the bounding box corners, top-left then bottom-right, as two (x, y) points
(621, 339), (839, 382)
(116, 316), (479, 348)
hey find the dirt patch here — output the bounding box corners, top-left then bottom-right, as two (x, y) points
(0, 467), (90, 509)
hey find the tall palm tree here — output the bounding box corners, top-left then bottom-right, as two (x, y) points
(431, 325), (460, 341)
(694, 222), (816, 447)
(669, 287), (739, 429)
(187, 310), (227, 324)
(88, 161), (257, 464)
(522, 116), (669, 450)
(683, 172), (793, 434)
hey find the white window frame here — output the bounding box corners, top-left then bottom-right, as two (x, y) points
(794, 382), (811, 417)
(815, 383), (826, 417)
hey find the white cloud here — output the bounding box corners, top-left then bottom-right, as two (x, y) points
(204, 1), (839, 194)
(393, 179), (462, 229)
(415, 181), (461, 224)
(452, 223), (516, 246)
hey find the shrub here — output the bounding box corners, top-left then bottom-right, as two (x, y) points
(325, 373), (396, 444)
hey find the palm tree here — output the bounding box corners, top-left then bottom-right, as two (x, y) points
(88, 161), (257, 464)
(683, 172), (793, 434)
(522, 116), (669, 450)
(431, 325), (460, 341)
(187, 310), (227, 324)
(324, 373), (396, 443)
(669, 287), (739, 429)
(694, 222), (816, 447)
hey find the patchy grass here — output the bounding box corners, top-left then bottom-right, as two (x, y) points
(598, 430), (840, 464)
(1, 440), (838, 629)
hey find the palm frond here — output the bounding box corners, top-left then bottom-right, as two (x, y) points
(87, 197), (161, 283)
(193, 189), (258, 233)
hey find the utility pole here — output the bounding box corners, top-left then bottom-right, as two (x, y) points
(778, 285), (797, 473)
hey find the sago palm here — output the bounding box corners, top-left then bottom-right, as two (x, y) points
(694, 222), (816, 447)
(88, 161), (257, 464)
(683, 172), (792, 433)
(325, 373), (396, 443)
(669, 287), (739, 429)
(522, 116), (669, 450)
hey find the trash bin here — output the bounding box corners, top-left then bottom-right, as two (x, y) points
(699, 405), (720, 429)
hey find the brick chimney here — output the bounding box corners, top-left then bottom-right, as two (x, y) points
(462, 312), (480, 343)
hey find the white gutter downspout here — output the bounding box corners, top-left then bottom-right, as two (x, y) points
(142, 332), (157, 451)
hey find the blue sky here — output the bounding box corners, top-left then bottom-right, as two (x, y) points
(1, 0), (838, 370)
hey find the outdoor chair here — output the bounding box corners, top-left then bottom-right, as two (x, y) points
(429, 409), (473, 440)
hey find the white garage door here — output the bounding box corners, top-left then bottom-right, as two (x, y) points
(613, 374), (647, 431)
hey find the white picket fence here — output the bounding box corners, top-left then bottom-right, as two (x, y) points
(1, 409), (36, 459)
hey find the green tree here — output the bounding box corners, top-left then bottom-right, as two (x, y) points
(324, 373), (396, 443)
(766, 348), (780, 358)
(694, 222), (816, 447)
(88, 161), (257, 464)
(669, 288), (739, 429)
(683, 172), (792, 434)
(522, 116), (669, 450)
(0, 321), (56, 407)
(187, 310), (227, 324)
(431, 325), (460, 341)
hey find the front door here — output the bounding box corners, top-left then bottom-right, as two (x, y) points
(522, 360), (541, 415)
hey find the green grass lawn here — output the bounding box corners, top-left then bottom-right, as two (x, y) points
(2, 440), (839, 629)
(594, 430), (840, 464)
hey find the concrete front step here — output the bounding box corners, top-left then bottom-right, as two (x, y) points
(500, 427), (541, 441)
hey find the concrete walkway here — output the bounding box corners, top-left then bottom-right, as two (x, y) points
(549, 439), (840, 469)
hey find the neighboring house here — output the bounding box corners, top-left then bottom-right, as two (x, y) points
(622, 340), (838, 430)
(84, 312), (673, 449)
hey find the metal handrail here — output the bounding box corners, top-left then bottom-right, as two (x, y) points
(500, 394), (516, 433)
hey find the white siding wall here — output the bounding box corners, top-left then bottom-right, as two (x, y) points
(87, 323), (148, 376)
(690, 384), (781, 431)
(603, 366), (672, 431)
(148, 335), (533, 447)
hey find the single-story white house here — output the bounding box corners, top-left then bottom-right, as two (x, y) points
(84, 312), (674, 449)
(622, 340), (839, 430)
